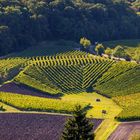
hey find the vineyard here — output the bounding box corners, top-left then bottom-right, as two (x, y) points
(0, 50), (140, 121)
(95, 63), (140, 97)
(0, 92), (88, 113)
(113, 93), (140, 121)
(14, 51), (114, 94)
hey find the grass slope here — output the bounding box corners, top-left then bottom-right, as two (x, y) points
(8, 40), (80, 57)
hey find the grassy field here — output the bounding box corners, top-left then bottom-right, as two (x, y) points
(0, 102), (19, 112)
(0, 58), (29, 84)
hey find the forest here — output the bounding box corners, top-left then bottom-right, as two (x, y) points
(0, 0), (140, 56)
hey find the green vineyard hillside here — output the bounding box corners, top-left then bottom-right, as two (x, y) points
(96, 62), (140, 97)
(15, 51), (114, 94)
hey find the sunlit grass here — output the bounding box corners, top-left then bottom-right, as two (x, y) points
(62, 92), (122, 119)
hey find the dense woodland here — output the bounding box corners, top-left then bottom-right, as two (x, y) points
(0, 0), (140, 56)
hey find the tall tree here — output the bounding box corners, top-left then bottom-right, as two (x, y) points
(61, 105), (94, 140)
(95, 43), (105, 56)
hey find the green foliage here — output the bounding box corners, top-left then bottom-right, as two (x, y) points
(80, 37), (91, 49)
(104, 48), (113, 55)
(112, 45), (129, 58)
(0, 92), (88, 113)
(103, 39), (140, 61)
(61, 105), (94, 140)
(0, 105), (5, 111)
(1, 0), (140, 56)
(95, 44), (105, 56)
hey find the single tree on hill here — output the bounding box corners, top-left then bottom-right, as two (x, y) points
(95, 44), (105, 56)
(61, 105), (94, 140)
(80, 37), (91, 50)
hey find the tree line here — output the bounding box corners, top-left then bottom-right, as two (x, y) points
(0, 0), (140, 56)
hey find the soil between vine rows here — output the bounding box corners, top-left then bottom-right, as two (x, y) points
(0, 113), (102, 140)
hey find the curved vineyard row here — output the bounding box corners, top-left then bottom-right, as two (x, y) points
(95, 65), (140, 97)
(96, 61), (138, 85)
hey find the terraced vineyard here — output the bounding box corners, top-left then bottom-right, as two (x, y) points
(15, 51), (114, 94)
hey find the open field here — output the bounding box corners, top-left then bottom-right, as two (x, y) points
(108, 121), (140, 140)
(0, 113), (102, 140)
(94, 119), (120, 140)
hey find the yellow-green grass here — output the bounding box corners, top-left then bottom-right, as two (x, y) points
(94, 119), (120, 140)
(103, 39), (140, 48)
(61, 92), (122, 119)
(113, 93), (140, 121)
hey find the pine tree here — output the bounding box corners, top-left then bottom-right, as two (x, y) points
(61, 105), (94, 140)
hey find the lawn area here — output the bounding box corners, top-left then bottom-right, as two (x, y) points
(61, 92), (122, 119)
(103, 39), (140, 48)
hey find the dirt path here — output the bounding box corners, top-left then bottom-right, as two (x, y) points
(108, 122), (140, 140)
